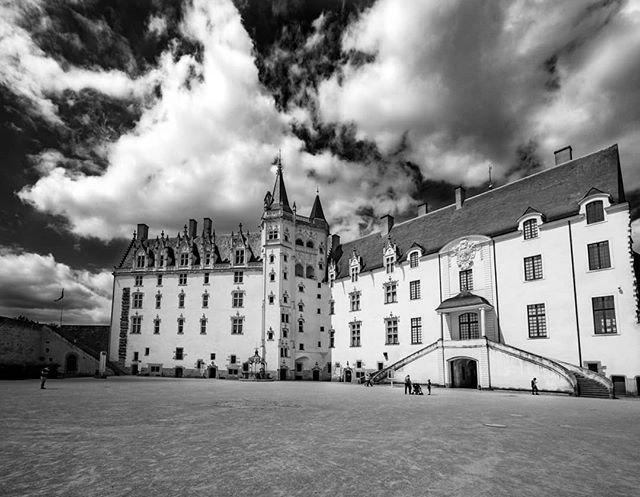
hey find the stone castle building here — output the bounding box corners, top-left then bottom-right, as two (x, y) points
(109, 145), (640, 396)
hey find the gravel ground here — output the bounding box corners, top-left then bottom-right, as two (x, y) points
(0, 377), (637, 497)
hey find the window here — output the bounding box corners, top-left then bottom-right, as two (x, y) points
(280, 347), (289, 358)
(202, 293), (209, 308)
(330, 300), (335, 315)
(235, 249), (245, 265)
(306, 265), (315, 279)
(268, 225), (279, 240)
(281, 313), (289, 324)
(231, 316), (244, 334)
(296, 239), (304, 246)
(210, 353), (216, 360)
(232, 291), (244, 308)
(133, 351), (139, 361)
(411, 317), (422, 344)
(298, 320), (304, 333)
(329, 330), (335, 348)
(586, 201), (604, 224)
(155, 294), (162, 309)
(178, 292), (185, 308)
(588, 241), (611, 270)
(299, 343), (305, 351)
(234, 271), (244, 284)
(200, 317), (207, 335)
(524, 255), (543, 281)
(204, 252), (211, 265)
(459, 269), (473, 291)
(153, 318), (160, 335)
(135, 275), (143, 286)
(527, 304), (547, 338)
(131, 316), (142, 334)
(592, 296), (617, 334)
(268, 294), (274, 305)
(350, 291), (361, 311)
(298, 302), (304, 312)
(136, 254), (145, 268)
(283, 271), (288, 280)
(204, 273), (210, 284)
(350, 321), (361, 347)
(409, 280), (421, 300)
(459, 313), (479, 340)
(385, 317), (399, 345)
(177, 317), (184, 334)
(284, 255), (288, 262)
(132, 292), (143, 309)
(317, 341), (321, 347)
(350, 266), (359, 283)
(157, 275), (162, 286)
(523, 219), (538, 239)
(306, 240), (314, 248)
(175, 347), (183, 360)
(269, 272), (275, 282)
(409, 252), (419, 268)
(317, 293), (321, 299)
(180, 252), (189, 266)
(267, 329), (274, 340)
(317, 308), (321, 315)
(356, 360), (362, 369)
(269, 254), (275, 264)
(282, 293), (288, 304)
(320, 326), (325, 332)
(179, 273), (187, 285)
(384, 282), (397, 304)
(298, 284), (304, 293)
(385, 255), (395, 273)
(230, 355), (237, 364)
(282, 328), (289, 338)
(144, 347), (149, 356)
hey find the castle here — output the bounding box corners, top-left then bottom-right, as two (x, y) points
(109, 144), (640, 396)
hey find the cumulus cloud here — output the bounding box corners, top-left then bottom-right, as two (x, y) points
(0, 248), (112, 324)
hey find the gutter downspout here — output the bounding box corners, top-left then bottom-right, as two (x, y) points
(568, 220), (583, 367)
(438, 252), (445, 386)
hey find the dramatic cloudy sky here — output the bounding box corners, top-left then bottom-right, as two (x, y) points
(1, 0), (639, 324)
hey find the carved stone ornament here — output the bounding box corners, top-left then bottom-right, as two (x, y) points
(453, 239), (478, 270)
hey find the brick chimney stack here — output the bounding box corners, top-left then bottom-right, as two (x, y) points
(455, 187), (466, 210)
(417, 202), (429, 216)
(554, 146), (573, 165)
(380, 214), (394, 237)
(203, 217), (212, 237)
(137, 223), (149, 241)
(188, 219), (197, 238)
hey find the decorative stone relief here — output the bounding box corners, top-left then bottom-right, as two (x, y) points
(453, 239), (478, 270)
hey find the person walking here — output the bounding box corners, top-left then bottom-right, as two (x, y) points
(404, 374), (412, 395)
(40, 367), (49, 389)
(531, 377), (539, 395)
(427, 379), (432, 395)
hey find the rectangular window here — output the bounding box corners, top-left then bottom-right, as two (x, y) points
(350, 292), (360, 311)
(524, 255), (543, 281)
(157, 275), (162, 286)
(350, 322), (361, 347)
(144, 347), (149, 356)
(134, 275), (143, 286)
(131, 316), (142, 334)
(180, 253), (189, 266)
(350, 267), (358, 283)
(270, 273), (275, 282)
(280, 347), (289, 358)
(153, 319), (160, 335)
(411, 317), (422, 344)
(459, 269), (473, 291)
(204, 273), (210, 284)
(588, 241), (611, 270)
(200, 319), (207, 335)
(133, 351), (139, 361)
(523, 219), (539, 239)
(410, 252), (419, 268)
(527, 304), (547, 338)
(232, 291), (244, 308)
(202, 293), (209, 308)
(177, 318), (184, 334)
(132, 293), (143, 309)
(231, 317), (244, 334)
(230, 354), (237, 364)
(155, 294), (161, 309)
(210, 353), (216, 360)
(409, 280), (421, 300)
(298, 320), (304, 333)
(268, 295), (274, 304)
(235, 249), (245, 265)
(330, 300), (335, 315)
(234, 271), (244, 284)
(179, 273), (187, 285)
(329, 330), (335, 348)
(317, 341), (321, 347)
(299, 343), (304, 351)
(385, 318), (399, 345)
(205, 252), (211, 265)
(384, 283), (397, 304)
(385, 256), (395, 273)
(281, 313), (289, 324)
(175, 347), (183, 360)
(592, 296), (617, 334)
(136, 255), (145, 268)
(586, 201), (604, 224)
(178, 293), (185, 308)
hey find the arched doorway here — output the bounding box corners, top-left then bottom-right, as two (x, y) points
(312, 369), (320, 381)
(450, 358), (477, 388)
(174, 367), (183, 378)
(65, 353), (78, 374)
(279, 367), (288, 381)
(208, 366), (217, 378)
(344, 369), (352, 383)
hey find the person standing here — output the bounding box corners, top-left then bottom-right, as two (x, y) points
(427, 379), (432, 395)
(531, 377), (539, 395)
(404, 374), (412, 395)
(40, 367), (49, 389)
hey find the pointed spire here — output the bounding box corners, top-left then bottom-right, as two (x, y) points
(270, 153), (292, 213)
(310, 192), (327, 223)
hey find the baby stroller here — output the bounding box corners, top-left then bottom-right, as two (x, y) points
(413, 383), (424, 395)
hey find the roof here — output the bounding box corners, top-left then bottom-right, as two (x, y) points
(271, 164), (292, 213)
(436, 292), (492, 311)
(333, 145), (625, 278)
(309, 194), (327, 223)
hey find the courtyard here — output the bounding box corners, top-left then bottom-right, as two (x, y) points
(0, 378), (637, 497)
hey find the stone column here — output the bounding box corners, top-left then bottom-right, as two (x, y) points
(480, 307), (486, 337)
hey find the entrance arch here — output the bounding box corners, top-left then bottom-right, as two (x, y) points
(344, 369), (352, 383)
(65, 353), (78, 374)
(449, 358), (478, 388)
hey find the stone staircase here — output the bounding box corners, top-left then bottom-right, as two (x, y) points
(574, 371), (613, 399)
(370, 339), (441, 384)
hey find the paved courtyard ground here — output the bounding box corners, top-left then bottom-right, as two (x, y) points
(0, 378), (637, 497)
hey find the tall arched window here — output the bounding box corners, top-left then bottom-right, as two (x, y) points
(459, 312), (479, 340)
(295, 263), (304, 277)
(306, 266), (315, 279)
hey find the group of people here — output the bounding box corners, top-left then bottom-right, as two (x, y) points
(404, 375), (431, 395)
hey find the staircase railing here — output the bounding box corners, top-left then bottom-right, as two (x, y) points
(370, 339), (442, 384)
(557, 360), (614, 397)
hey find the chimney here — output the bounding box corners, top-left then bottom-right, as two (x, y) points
(188, 219), (197, 238)
(203, 217), (212, 237)
(554, 146), (573, 165)
(417, 202), (429, 216)
(331, 234), (341, 251)
(380, 214), (394, 237)
(137, 223), (149, 241)
(455, 187), (466, 210)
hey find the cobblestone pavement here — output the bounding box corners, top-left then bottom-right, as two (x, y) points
(0, 377), (637, 497)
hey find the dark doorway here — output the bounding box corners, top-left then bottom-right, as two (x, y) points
(612, 375), (626, 396)
(208, 366), (217, 378)
(344, 369), (352, 382)
(175, 367), (183, 378)
(450, 358), (477, 388)
(65, 354), (78, 374)
(279, 368), (287, 381)
(131, 363), (139, 375)
(313, 369), (320, 381)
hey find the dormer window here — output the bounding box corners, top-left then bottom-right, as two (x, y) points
(586, 201), (604, 224)
(234, 249), (245, 265)
(518, 209), (544, 240)
(523, 219), (538, 239)
(136, 253), (146, 268)
(180, 252), (189, 266)
(385, 255), (395, 273)
(267, 225), (279, 240)
(350, 266), (359, 283)
(409, 252), (419, 268)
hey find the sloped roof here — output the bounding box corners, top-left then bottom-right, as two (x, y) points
(333, 145), (624, 278)
(436, 292), (492, 311)
(309, 194), (327, 223)
(272, 164), (292, 213)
